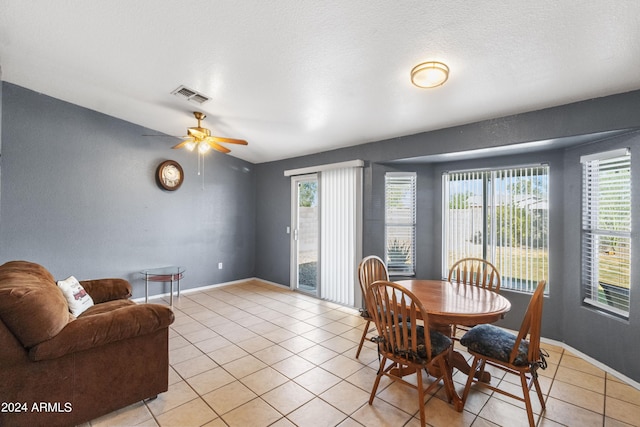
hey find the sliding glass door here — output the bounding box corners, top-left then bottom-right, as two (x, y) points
(288, 161), (363, 307)
(291, 174), (319, 296)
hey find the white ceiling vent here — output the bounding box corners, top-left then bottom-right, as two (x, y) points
(171, 85), (210, 104)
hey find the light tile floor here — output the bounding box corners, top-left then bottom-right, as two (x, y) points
(84, 280), (640, 427)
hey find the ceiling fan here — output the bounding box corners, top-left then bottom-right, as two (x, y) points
(172, 111), (248, 154)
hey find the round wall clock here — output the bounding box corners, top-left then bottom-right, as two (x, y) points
(156, 160), (184, 191)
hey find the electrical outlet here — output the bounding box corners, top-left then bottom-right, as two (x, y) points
(218, 262), (223, 269)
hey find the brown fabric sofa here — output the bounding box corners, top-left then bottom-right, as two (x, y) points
(0, 260), (175, 427)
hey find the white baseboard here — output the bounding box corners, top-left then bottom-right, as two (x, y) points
(251, 277), (291, 290)
(131, 277), (288, 303)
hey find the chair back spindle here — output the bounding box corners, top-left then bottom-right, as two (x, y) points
(448, 257), (500, 292)
(447, 257), (501, 340)
(366, 281), (434, 363)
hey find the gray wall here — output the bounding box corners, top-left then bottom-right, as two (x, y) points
(3, 79), (640, 382)
(254, 90), (640, 382)
(562, 132), (640, 378)
(0, 82), (256, 298)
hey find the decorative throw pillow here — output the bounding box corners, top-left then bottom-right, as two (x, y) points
(57, 276), (94, 316)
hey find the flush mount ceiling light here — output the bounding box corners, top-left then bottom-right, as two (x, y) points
(410, 61), (449, 88)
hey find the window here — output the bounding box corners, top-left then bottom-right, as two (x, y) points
(385, 172), (416, 275)
(443, 165), (549, 293)
(581, 148), (631, 318)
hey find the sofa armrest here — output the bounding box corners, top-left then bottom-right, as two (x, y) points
(28, 304), (174, 361)
(80, 278), (132, 303)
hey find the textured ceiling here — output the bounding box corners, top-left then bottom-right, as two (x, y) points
(1, 1), (639, 164)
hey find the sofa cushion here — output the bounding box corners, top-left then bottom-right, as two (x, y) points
(0, 261), (71, 348)
(79, 299), (136, 317)
(57, 276), (95, 316)
(80, 278), (132, 303)
(29, 303), (175, 361)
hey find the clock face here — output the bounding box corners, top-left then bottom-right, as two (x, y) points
(162, 165), (180, 185)
(157, 160), (184, 191)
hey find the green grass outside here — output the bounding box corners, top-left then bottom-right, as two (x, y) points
(449, 246), (629, 290)
(448, 245), (548, 284)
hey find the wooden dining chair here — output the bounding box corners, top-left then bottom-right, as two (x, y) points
(366, 280), (457, 427)
(460, 280), (547, 427)
(355, 255), (389, 358)
(448, 257), (501, 339)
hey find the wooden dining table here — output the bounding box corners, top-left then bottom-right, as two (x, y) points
(396, 279), (511, 328)
(395, 279), (511, 396)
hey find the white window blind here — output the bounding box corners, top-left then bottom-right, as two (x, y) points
(443, 165), (549, 293)
(320, 167), (362, 307)
(581, 148), (631, 318)
(385, 173), (416, 275)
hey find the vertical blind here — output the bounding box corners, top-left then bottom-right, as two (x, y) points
(581, 148), (631, 318)
(320, 166), (362, 306)
(385, 173), (416, 275)
(442, 166), (549, 293)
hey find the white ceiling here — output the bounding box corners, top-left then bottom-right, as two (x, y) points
(1, 1), (639, 164)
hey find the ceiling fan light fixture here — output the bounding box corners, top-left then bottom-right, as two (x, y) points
(411, 61), (449, 88)
(198, 142), (210, 154)
(171, 111), (248, 155)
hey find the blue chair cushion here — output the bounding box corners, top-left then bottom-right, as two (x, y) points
(460, 324), (529, 366)
(405, 324), (452, 359)
(359, 307), (371, 319)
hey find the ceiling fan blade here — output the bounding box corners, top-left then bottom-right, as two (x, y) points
(172, 138), (194, 149)
(208, 141), (231, 153)
(209, 136), (248, 145)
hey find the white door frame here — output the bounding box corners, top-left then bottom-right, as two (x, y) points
(290, 173), (320, 296)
